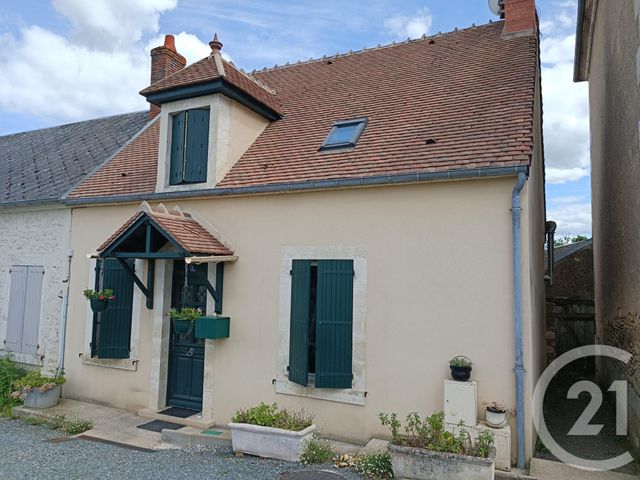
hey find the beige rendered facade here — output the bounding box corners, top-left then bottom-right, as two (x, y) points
(63, 169), (545, 464)
(575, 0), (640, 449)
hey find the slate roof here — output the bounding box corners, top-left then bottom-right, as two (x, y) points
(70, 21), (538, 200)
(553, 239), (592, 264)
(98, 206), (233, 256)
(0, 111), (149, 205)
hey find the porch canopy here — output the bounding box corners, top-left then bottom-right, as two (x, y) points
(94, 203), (236, 311)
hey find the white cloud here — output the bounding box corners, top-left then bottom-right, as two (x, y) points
(546, 167), (589, 184)
(548, 198), (592, 237)
(384, 7), (432, 40)
(52, 0), (177, 51)
(146, 32), (212, 65)
(0, 26), (149, 120)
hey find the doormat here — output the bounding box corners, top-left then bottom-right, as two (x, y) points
(279, 471), (346, 480)
(136, 420), (184, 433)
(201, 429), (224, 436)
(159, 406), (199, 418)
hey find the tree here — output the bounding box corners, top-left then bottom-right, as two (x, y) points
(554, 235), (589, 247)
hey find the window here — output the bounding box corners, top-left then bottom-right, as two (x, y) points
(170, 108), (210, 185)
(5, 265), (43, 355)
(320, 118), (367, 151)
(91, 259), (135, 359)
(288, 259), (354, 389)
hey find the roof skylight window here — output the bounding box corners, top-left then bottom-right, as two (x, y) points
(320, 118), (367, 151)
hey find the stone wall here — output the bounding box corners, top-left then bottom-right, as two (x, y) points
(0, 206), (71, 372)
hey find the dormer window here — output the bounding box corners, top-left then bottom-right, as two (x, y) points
(320, 118), (367, 151)
(170, 108), (210, 185)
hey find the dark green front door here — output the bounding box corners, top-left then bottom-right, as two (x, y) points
(167, 261), (207, 410)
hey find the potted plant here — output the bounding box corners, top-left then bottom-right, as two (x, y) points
(380, 410), (495, 480)
(449, 355), (472, 381)
(195, 314), (230, 339)
(228, 402), (316, 462)
(482, 401), (512, 428)
(168, 307), (202, 334)
(12, 370), (66, 409)
(83, 288), (115, 313)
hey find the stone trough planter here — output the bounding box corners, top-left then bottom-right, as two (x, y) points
(228, 422), (316, 462)
(388, 443), (496, 480)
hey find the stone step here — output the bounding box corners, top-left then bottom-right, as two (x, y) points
(160, 425), (232, 448)
(137, 408), (216, 429)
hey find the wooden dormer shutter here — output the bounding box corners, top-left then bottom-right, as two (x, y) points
(170, 111), (186, 185)
(184, 108), (209, 183)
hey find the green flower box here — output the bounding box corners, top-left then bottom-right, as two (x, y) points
(195, 316), (230, 339)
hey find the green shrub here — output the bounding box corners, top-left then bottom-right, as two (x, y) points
(301, 436), (334, 464)
(13, 370), (65, 391)
(379, 411), (494, 459)
(232, 403), (313, 431)
(0, 357), (27, 416)
(355, 451), (394, 479)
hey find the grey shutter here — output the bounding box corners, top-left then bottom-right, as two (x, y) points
(21, 266), (44, 355)
(184, 108), (209, 183)
(315, 260), (354, 389)
(170, 111), (186, 185)
(288, 260), (311, 386)
(5, 266), (27, 352)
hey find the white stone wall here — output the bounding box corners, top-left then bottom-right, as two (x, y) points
(0, 206), (71, 372)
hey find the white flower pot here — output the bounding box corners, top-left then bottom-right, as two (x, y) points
(388, 444), (496, 480)
(485, 409), (507, 428)
(228, 422), (316, 462)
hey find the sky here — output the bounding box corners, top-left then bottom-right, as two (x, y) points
(0, 0), (590, 237)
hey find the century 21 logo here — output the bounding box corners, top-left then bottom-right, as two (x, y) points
(533, 345), (633, 471)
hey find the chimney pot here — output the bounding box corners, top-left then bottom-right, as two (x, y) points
(163, 34), (177, 52)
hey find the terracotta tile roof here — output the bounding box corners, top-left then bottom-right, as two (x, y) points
(70, 22), (537, 200)
(98, 206), (233, 256)
(140, 55), (282, 115)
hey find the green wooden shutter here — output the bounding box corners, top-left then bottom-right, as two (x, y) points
(315, 260), (354, 389)
(184, 108), (209, 183)
(170, 111), (186, 185)
(98, 259), (135, 359)
(288, 260), (311, 386)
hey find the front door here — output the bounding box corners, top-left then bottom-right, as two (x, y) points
(166, 261), (207, 410)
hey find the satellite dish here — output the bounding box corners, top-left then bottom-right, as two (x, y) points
(488, 0), (503, 16)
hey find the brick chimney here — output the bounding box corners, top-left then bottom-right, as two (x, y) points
(148, 35), (186, 118)
(502, 0), (537, 37)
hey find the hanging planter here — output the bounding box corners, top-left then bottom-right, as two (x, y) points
(83, 289), (115, 313)
(449, 355), (473, 381)
(168, 307), (202, 335)
(195, 315), (230, 339)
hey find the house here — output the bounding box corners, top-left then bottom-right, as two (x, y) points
(575, 0), (640, 450)
(0, 112), (148, 372)
(545, 239), (594, 367)
(60, 0), (545, 468)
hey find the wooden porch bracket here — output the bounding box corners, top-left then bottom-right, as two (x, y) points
(116, 258), (155, 309)
(194, 262), (224, 314)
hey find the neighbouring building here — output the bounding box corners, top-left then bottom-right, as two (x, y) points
(545, 239), (594, 367)
(575, 0), (640, 450)
(0, 113), (148, 372)
(60, 0), (545, 468)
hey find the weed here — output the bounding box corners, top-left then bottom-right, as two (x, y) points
(20, 414), (93, 436)
(301, 436), (334, 464)
(354, 450), (394, 479)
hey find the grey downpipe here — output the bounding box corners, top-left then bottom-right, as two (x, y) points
(512, 171), (527, 470)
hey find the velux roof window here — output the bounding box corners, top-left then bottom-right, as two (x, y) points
(320, 118), (367, 151)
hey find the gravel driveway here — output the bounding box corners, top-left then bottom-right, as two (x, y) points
(0, 418), (364, 480)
